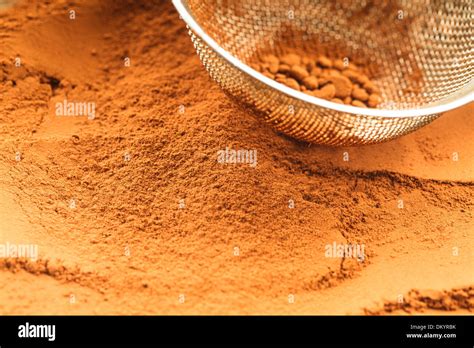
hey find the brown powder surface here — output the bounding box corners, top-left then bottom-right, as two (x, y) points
(366, 286), (474, 315)
(0, 0), (473, 315)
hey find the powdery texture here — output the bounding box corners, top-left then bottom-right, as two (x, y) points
(0, 0), (473, 315)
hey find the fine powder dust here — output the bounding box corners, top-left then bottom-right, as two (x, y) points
(0, 0), (473, 315)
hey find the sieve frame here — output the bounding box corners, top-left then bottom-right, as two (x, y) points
(173, 0), (473, 119)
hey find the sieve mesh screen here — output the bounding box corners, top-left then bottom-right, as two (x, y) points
(178, 0), (473, 145)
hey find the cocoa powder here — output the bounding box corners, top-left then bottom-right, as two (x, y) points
(254, 53), (382, 108)
(0, 0), (472, 317)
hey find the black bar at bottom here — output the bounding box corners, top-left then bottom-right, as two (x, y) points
(0, 315), (472, 346)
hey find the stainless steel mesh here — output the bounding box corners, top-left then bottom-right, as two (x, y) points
(174, 0), (474, 145)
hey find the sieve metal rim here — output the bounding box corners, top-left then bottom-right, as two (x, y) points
(173, 0), (474, 118)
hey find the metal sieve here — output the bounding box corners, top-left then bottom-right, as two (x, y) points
(173, 0), (474, 146)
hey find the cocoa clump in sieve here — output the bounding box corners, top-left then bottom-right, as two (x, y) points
(252, 53), (382, 108)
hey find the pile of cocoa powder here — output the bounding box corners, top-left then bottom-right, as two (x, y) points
(252, 53), (381, 108)
(0, 0), (472, 317)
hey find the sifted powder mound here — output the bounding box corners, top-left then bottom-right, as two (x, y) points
(0, 0), (473, 315)
(365, 286), (474, 315)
